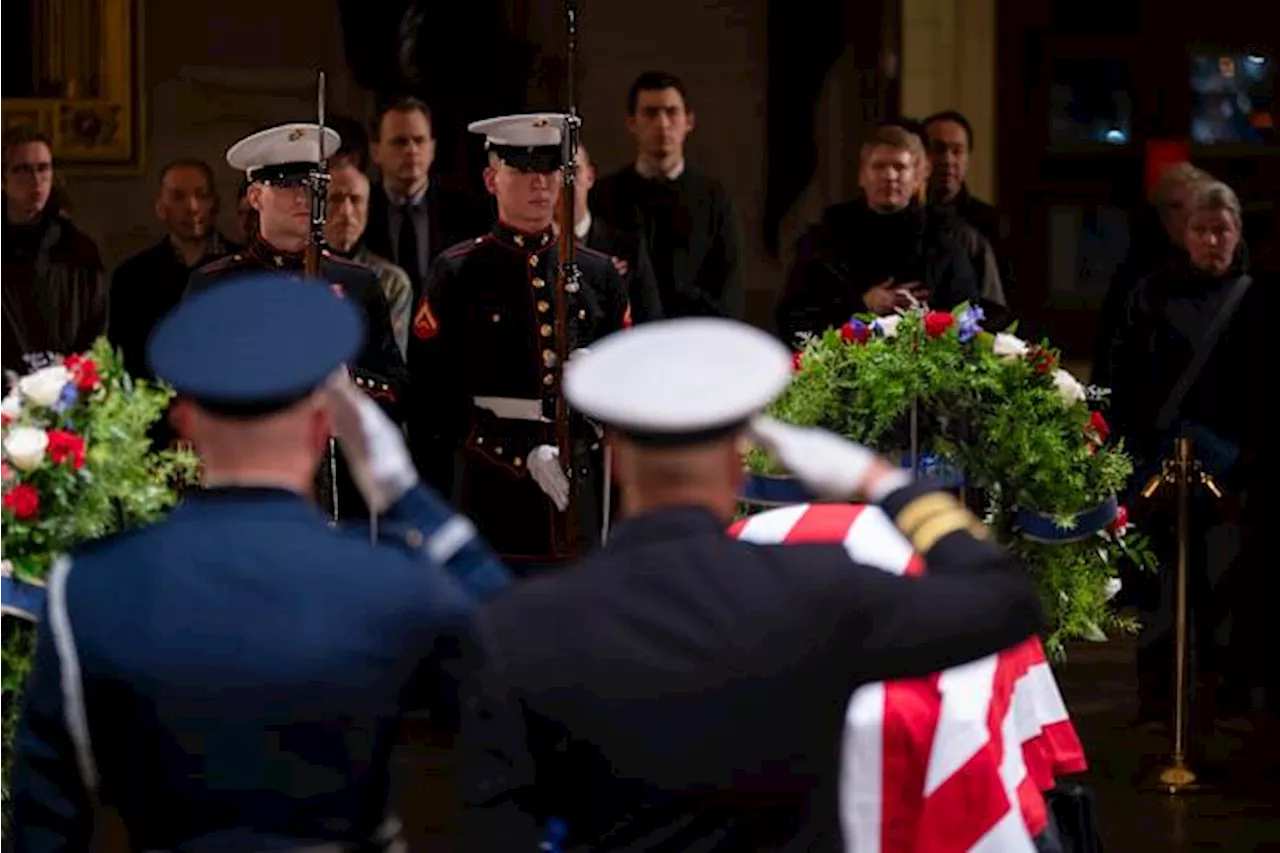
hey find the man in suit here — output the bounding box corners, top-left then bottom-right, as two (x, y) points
(456, 318), (1046, 850)
(10, 275), (510, 852)
(364, 97), (491, 301)
(570, 142), (662, 324)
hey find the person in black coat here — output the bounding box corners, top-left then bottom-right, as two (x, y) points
(456, 318), (1046, 851)
(571, 142), (662, 324)
(1091, 163), (1212, 387)
(2, 128), (108, 377)
(590, 71), (744, 320)
(1107, 179), (1266, 722)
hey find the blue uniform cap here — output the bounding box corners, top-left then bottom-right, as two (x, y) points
(147, 274), (366, 416)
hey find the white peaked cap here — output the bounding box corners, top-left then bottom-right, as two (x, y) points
(226, 123), (343, 173)
(564, 318), (793, 443)
(467, 113), (577, 148)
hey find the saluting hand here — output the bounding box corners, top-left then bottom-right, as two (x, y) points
(326, 370), (419, 515)
(747, 416), (910, 503)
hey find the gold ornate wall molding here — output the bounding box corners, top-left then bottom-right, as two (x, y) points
(2, 0), (145, 173)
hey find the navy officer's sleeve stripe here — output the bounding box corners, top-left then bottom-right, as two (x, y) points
(426, 514), (477, 565)
(47, 556), (98, 794)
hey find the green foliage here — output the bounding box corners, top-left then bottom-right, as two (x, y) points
(750, 307), (1156, 652)
(2, 338), (199, 806)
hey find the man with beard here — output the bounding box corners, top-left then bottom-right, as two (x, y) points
(188, 123), (408, 522)
(2, 128), (108, 377)
(775, 125), (980, 346)
(110, 159), (241, 383)
(407, 114), (629, 572)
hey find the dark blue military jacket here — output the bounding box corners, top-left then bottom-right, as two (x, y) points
(187, 235), (409, 419)
(10, 484), (510, 852)
(186, 236), (412, 523)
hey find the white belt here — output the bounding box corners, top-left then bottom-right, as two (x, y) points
(473, 396), (549, 422)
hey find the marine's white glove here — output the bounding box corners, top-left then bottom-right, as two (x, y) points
(747, 415), (911, 503)
(529, 444), (571, 511)
(326, 371), (419, 514)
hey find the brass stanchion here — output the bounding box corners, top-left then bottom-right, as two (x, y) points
(1139, 436), (1222, 794)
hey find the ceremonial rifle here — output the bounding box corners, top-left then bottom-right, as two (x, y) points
(553, 0), (586, 554)
(305, 70), (340, 523)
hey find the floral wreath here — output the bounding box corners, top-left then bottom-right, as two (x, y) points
(746, 305), (1155, 656)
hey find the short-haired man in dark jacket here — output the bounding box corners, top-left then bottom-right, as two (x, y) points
(2, 128), (108, 377)
(777, 125), (980, 346)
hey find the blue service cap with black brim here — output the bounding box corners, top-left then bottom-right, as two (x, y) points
(563, 318), (794, 447)
(147, 275), (365, 418)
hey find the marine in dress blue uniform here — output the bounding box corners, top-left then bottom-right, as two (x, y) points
(186, 124), (410, 523)
(9, 276), (510, 852)
(455, 318), (1047, 851)
(406, 114), (629, 570)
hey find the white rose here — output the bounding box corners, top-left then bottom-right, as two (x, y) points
(5, 427), (49, 472)
(873, 315), (902, 338)
(1105, 578), (1122, 601)
(992, 333), (1029, 359)
(1, 393), (23, 420)
(1053, 369), (1087, 406)
(17, 365), (70, 408)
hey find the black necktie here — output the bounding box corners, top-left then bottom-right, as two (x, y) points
(398, 204), (421, 287)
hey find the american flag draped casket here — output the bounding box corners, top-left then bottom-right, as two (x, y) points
(729, 502), (1087, 853)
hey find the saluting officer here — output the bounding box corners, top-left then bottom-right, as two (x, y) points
(407, 113), (629, 572)
(187, 124), (409, 521)
(10, 276), (509, 852)
(456, 318), (1046, 850)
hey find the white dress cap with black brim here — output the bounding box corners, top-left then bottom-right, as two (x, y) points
(564, 318), (794, 447)
(468, 113), (577, 172)
(227, 123), (343, 184)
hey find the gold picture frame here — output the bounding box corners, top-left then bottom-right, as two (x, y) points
(1, 0), (144, 173)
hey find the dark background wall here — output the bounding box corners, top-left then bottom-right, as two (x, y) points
(48, 0), (900, 330)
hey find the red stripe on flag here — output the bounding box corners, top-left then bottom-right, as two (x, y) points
(880, 676), (942, 852)
(781, 504), (868, 543)
(912, 647), (1032, 851)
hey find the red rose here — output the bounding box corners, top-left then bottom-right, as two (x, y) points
(1087, 411), (1110, 444)
(64, 354), (100, 392)
(1029, 347), (1056, 374)
(1108, 504), (1129, 536)
(840, 320), (870, 344)
(1, 460), (10, 483)
(3, 482), (40, 520)
(791, 351), (805, 372)
(923, 311), (955, 338)
(47, 429), (86, 469)
(1, 413), (10, 426)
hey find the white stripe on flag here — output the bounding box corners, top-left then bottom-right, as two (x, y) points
(969, 805), (1039, 853)
(841, 506), (914, 576)
(841, 682), (886, 853)
(734, 503), (810, 544)
(924, 655), (998, 796)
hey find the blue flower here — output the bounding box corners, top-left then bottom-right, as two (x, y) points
(956, 305), (985, 343)
(53, 383), (79, 414)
